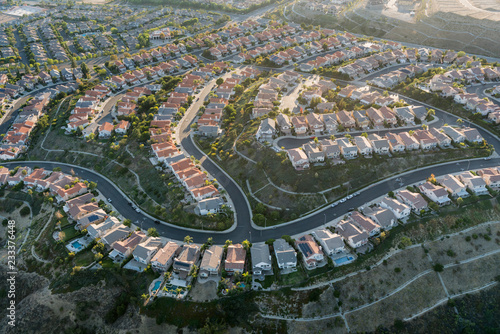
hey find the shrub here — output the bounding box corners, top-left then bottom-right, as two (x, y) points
(20, 206), (31, 217)
(394, 267), (401, 273)
(433, 263), (444, 272)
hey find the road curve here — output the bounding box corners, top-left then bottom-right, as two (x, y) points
(3, 156), (500, 244)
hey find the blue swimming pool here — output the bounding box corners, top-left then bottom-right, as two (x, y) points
(240, 283), (246, 288)
(71, 241), (83, 249)
(152, 281), (161, 292)
(334, 256), (354, 266)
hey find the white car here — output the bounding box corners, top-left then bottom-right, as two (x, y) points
(347, 195), (353, 199)
(135, 208), (141, 213)
(340, 198), (347, 203)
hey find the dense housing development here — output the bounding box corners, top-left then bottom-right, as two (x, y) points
(0, 0), (499, 332)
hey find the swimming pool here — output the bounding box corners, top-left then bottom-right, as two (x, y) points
(334, 256), (354, 266)
(152, 281), (161, 292)
(71, 241), (83, 249)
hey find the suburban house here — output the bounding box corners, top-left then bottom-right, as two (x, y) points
(173, 244), (201, 277)
(99, 122), (114, 138)
(86, 217), (121, 240)
(396, 189), (428, 213)
(336, 220), (369, 249)
(313, 229), (345, 255)
(276, 113), (292, 135)
(199, 245), (224, 278)
(295, 234), (324, 269)
(478, 168), (500, 188)
(418, 182), (451, 206)
(288, 148), (310, 170)
(151, 241), (180, 272)
(251, 243), (272, 277)
(438, 174), (469, 198)
(303, 142), (325, 163)
(363, 206), (398, 230)
(458, 171), (488, 195)
(196, 197), (224, 216)
(256, 118), (276, 142)
(109, 230), (146, 261)
(132, 237), (163, 265)
(76, 209), (107, 230)
(225, 244), (246, 275)
(273, 238), (297, 269)
(380, 197), (411, 219)
(100, 225), (130, 247)
(349, 211), (381, 237)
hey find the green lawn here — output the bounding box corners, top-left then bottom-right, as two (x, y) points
(257, 275), (275, 289)
(279, 267), (308, 286)
(74, 249), (95, 266)
(61, 225), (81, 242)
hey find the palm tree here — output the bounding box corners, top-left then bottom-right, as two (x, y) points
(184, 235), (193, 244)
(330, 135), (336, 141)
(175, 288), (182, 297)
(224, 239), (233, 249)
(457, 118), (464, 126)
(207, 237), (213, 246)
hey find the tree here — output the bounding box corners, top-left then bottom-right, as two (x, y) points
(189, 264), (199, 278)
(242, 239), (251, 250)
(184, 235), (193, 244)
(81, 62), (90, 79)
(429, 202), (439, 212)
(456, 197), (464, 207)
(224, 239), (233, 249)
(457, 118), (464, 126)
(71, 57), (77, 68)
(216, 77), (224, 85)
(147, 227), (159, 237)
(252, 213), (265, 225)
(123, 219), (132, 227)
(234, 84), (244, 95)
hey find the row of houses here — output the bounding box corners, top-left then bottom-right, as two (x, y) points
(256, 102), (430, 141)
(145, 70), (224, 211)
(286, 126), (484, 169)
(265, 30), (359, 67)
(328, 166), (500, 250)
(65, 85), (111, 133)
(0, 83), (78, 160)
(368, 64), (433, 89)
(0, 166), (88, 203)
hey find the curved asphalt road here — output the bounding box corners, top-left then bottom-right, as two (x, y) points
(3, 157), (500, 245)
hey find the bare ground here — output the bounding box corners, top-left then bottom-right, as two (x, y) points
(426, 223), (500, 266)
(345, 273), (446, 332)
(440, 252), (500, 295)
